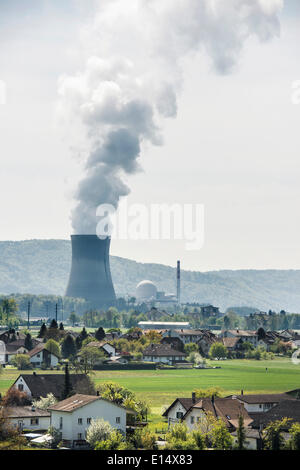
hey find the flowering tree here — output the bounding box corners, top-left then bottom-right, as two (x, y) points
(86, 419), (113, 449)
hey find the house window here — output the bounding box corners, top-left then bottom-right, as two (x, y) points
(116, 417), (121, 424)
(30, 418), (39, 426)
(176, 412), (184, 420)
(37, 354), (40, 358)
(191, 416), (195, 424)
(59, 417), (63, 429)
(87, 418), (91, 424)
(78, 433), (82, 440)
(18, 384), (24, 392)
(78, 418), (83, 425)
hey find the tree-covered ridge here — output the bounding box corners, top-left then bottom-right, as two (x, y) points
(0, 240), (300, 311)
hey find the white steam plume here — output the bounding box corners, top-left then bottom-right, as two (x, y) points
(58, 0), (283, 234)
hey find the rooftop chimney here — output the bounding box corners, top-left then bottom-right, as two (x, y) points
(241, 390), (244, 395)
(192, 392), (196, 404)
(65, 235), (116, 308)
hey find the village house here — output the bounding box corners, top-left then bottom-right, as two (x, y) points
(28, 343), (59, 368)
(48, 394), (135, 448)
(199, 305), (220, 318)
(182, 396), (252, 432)
(0, 331), (41, 364)
(163, 393), (252, 433)
(219, 329), (258, 347)
(81, 341), (116, 357)
(4, 406), (50, 432)
(10, 372), (94, 400)
(162, 395), (197, 426)
(143, 343), (186, 365)
(160, 336), (184, 352)
(162, 329), (217, 357)
(250, 399), (300, 431)
(4, 343), (29, 364)
(229, 391), (297, 414)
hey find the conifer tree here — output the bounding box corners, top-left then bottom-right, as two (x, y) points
(38, 323), (47, 338)
(61, 334), (77, 359)
(95, 327), (105, 341)
(24, 333), (33, 351)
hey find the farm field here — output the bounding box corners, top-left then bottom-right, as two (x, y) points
(1, 358), (300, 423)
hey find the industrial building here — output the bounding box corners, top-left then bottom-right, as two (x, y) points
(138, 321), (190, 330)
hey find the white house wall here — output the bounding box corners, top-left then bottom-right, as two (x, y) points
(166, 402), (189, 425)
(13, 376), (33, 398)
(50, 399), (127, 443)
(9, 416), (50, 431)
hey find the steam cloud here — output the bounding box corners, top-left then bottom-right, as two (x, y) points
(58, 0), (283, 234)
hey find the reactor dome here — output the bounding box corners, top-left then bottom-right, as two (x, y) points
(136, 280), (157, 300)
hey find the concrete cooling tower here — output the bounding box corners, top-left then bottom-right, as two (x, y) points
(65, 235), (116, 308)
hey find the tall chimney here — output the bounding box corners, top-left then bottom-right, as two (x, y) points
(177, 260), (181, 305)
(65, 235), (116, 308)
(192, 392), (196, 403)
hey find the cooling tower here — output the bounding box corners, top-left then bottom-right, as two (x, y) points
(65, 235), (116, 308)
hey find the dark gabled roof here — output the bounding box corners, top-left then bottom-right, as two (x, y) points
(233, 393), (296, 404)
(222, 337), (241, 348)
(11, 373), (93, 400)
(162, 398), (195, 417)
(4, 344), (28, 354)
(27, 343), (60, 359)
(4, 406), (50, 418)
(174, 329), (205, 336)
(251, 400), (300, 430)
(143, 343), (186, 357)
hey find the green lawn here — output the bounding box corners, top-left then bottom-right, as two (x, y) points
(1, 358), (300, 423)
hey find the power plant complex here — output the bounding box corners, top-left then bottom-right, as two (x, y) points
(65, 234), (181, 308)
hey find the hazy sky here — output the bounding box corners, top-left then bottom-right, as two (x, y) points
(0, 0), (300, 271)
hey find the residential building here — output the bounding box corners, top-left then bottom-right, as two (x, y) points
(220, 330), (258, 347)
(143, 343), (186, 365)
(28, 344), (59, 368)
(200, 305), (220, 317)
(230, 392), (297, 414)
(80, 341), (116, 357)
(250, 400), (300, 431)
(48, 394), (135, 448)
(4, 406), (50, 432)
(162, 395), (197, 426)
(10, 373), (94, 400)
(182, 396), (252, 432)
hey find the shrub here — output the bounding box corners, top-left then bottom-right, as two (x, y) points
(95, 430), (133, 450)
(11, 354), (31, 370)
(2, 388), (31, 407)
(209, 343), (228, 360)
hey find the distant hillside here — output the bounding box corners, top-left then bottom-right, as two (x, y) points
(0, 240), (300, 312)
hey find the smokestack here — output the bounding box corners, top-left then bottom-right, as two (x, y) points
(65, 235), (116, 308)
(177, 260), (181, 305)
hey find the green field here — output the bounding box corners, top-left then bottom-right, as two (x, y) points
(1, 358), (300, 424)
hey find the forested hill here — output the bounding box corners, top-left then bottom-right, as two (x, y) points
(0, 239), (300, 312)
